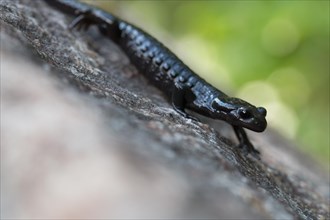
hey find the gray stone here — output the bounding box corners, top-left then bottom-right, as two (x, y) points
(1, 1), (329, 219)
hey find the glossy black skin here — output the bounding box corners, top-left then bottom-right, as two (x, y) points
(45, 0), (267, 156)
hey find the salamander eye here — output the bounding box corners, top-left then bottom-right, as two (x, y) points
(238, 108), (252, 119)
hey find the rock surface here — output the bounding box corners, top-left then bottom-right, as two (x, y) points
(1, 1), (329, 219)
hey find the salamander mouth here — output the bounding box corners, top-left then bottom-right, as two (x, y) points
(222, 110), (267, 132)
(242, 119), (267, 132)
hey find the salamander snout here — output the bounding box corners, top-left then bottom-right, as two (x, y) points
(257, 107), (267, 117)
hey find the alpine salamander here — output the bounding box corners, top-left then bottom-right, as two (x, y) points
(45, 0), (267, 157)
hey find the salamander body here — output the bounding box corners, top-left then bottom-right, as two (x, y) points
(45, 0), (267, 156)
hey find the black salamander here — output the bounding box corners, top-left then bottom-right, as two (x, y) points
(45, 0), (267, 157)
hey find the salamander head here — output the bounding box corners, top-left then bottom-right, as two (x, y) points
(211, 97), (267, 132)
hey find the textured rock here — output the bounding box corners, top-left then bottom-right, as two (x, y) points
(1, 1), (329, 219)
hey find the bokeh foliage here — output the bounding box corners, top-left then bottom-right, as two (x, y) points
(88, 1), (329, 167)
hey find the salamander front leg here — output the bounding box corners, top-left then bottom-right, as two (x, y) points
(67, 10), (98, 31)
(67, 10), (120, 43)
(171, 86), (199, 121)
(232, 125), (260, 158)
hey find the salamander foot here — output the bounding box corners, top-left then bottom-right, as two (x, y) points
(238, 142), (260, 159)
(173, 108), (200, 122)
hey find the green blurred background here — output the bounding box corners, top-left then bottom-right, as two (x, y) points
(87, 1), (329, 167)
